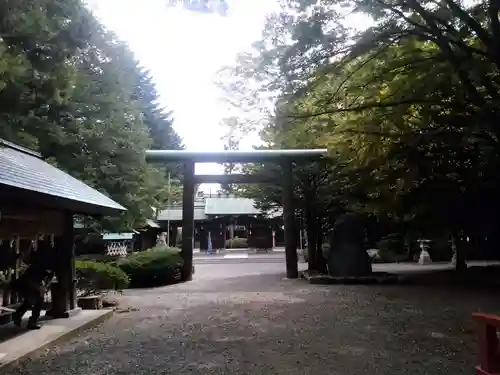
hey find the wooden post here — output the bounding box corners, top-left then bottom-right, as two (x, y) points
(1, 240), (12, 306)
(181, 161), (195, 281)
(50, 212), (76, 318)
(473, 313), (500, 375)
(282, 160), (298, 278)
(9, 237), (20, 304)
(66, 213), (77, 310)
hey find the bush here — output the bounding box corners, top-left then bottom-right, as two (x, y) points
(75, 260), (130, 297)
(428, 237), (453, 262)
(247, 236), (272, 250)
(376, 233), (403, 252)
(117, 247), (183, 288)
(75, 233), (106, 255)
(77, 254), (121, 264)
(225, 237), (248, 249)
(375, 234), (408, 263)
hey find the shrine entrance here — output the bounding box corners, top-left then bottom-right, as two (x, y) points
(0, 139), (125, 323)
(145, 149), (328, 281)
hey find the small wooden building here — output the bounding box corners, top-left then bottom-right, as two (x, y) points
(0, 139), (125, 321)
(156, 193), (284, 250)
(134, 219), (161, 251)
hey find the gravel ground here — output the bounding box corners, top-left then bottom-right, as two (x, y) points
(9, 263), (500, 375)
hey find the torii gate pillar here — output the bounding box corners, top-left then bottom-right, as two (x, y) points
(181, 161), (195, 281)
(281, 160), (298, 278)
(145, 149), (328, 282)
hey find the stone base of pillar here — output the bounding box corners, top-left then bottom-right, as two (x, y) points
(450, 253), (467, 270)
(418, 250), (432, 265)
(46, 307), (82, 319)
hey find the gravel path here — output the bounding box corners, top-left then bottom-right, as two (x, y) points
(9, 263), (500, 375)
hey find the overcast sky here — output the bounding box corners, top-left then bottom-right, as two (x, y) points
(87, 0), (275, 185)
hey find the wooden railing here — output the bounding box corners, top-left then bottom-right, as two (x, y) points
(473, 313), (500, 375)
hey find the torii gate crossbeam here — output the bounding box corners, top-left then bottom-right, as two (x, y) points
(145, 149), (328, 281)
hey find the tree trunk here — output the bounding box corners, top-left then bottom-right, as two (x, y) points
(404, 235), (414, 261)
(305, 205), (318, 271)
(451, 232), (467, 271)
(316, 225), (328, 274)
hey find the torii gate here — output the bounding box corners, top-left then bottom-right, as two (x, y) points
(145, 149), (328, 281)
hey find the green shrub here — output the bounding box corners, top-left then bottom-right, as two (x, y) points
(225, 237), (248, 249)
(428, 237), (453, 262)
(77, 254), (121, 264)
(75, 260), (130, 297)
(144, 245), (176, 252)
(375, 234), (407, 263)
(248, 235), (272, 250)
(376, 233), (403, 252)
(118, 247), (183, 288)
(302, 243), (330, 263)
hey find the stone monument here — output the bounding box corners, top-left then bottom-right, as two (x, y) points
(328, 213), (372, 277)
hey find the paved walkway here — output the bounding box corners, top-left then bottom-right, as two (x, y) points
(0, 309), (112, 368)
(7, 263), (500, 375)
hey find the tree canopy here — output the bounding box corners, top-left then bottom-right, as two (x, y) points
(218, 0), (500, 269)
(0, 0), (183, 231)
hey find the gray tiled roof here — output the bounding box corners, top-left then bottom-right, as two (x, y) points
(205, 197), (260, 215)
(157, 206), (207, 221)
(0, 139), (126, 215)
(145, 219), (160, 228)
(102, 232), (135, 240)
(156, 197), (282, 221)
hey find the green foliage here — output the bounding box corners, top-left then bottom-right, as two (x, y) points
(427, 237), (454, 262)
(225, 237), (248, 249)
(218, 0), (500, 269)
(75, 260), (130, 297)
(76, 254), (121, 264)
(219, 118), (241, 194)
(376, 234), (404, 256)
(117, 248), (183, 288)
(375, 235), (408, 263)
(167, 0), (228, 16)
(0, 0), (183, 231)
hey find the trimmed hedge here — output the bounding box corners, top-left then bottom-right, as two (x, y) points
(77, 254), (122, 264)
(75, 260), (130, 296)
(225, 237), (248, 249)
(117, 247), (183, 288)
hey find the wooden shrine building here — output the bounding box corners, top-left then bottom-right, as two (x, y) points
(156, 192), (284, 250)
(0, 139), (125, 321)
(145, 149), (328, 281)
